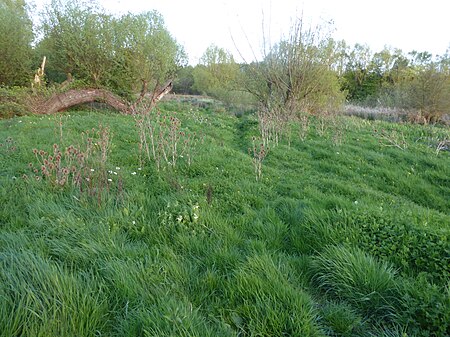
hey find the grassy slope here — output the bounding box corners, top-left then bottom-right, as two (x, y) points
(0, 101), (449, 337)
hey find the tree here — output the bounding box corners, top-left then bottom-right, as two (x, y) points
(193, 45), (240, 101)
(37, 0), (186, 99)
(242, 18), (344, 115)
(0, 0), (34, 86)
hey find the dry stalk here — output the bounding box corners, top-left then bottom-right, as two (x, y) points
(249, 137), (269, 181)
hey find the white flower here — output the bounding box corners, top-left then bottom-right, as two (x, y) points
(108, 178), (112, 182)
(115, 167), (121, 170)
(132, 220), (136, 225)
(131, 172), (137, 175)
(108, 170), (113, 174)
(193, 214), (199, 221)
(113, 171), (117, 175)
(138, 167), (142, 171)
(176, 215), (183, 222)
(90, 168), (95, 172)
(354, 200), (359, 205)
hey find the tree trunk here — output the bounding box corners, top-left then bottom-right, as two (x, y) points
(40, 88), (129, 114)
(38, 81), (173, 115)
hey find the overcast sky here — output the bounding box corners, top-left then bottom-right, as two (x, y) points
(34, 0), (450, 64)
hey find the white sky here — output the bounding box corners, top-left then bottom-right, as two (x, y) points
(34, 0), (450, 64)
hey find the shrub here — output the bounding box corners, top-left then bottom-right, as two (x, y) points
(398, 275), (450, 337)
(350, 211), (450, 284)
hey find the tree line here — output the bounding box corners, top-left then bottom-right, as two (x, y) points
(1, 0), (449, 122)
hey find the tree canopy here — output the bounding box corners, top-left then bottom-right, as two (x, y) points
(0, 0), (34, 86)
(36, 0), (186, 99)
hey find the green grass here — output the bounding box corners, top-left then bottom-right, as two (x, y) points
(1, 102), (449, 336)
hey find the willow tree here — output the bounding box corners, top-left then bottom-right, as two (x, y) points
(0, 0), (33, 86)
(240, 17), (345, 144)
(192, 45), (243, 105)
(35, 0), (186, 113)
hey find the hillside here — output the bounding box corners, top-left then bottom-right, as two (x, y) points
(1, 99), (449, 336)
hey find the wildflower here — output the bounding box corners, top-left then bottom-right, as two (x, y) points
(137, 167), (142, 171)
(90, 168), (95, 172)
(176, 215), (183, 222)
(107, 178), (112, 182)
(132, 220), (136, 225)
(131, 172), (137, 175)
(115, 167), (120, 170)
(113, 171), (117, 175)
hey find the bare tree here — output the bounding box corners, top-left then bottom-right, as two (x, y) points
(238, 15), (345, 145)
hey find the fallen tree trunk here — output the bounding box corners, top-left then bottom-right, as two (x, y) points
(40, 88), (129, 114)
(38, 80), (173, 115)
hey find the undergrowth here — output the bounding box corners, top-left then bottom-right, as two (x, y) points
(0, 101), (449, 336)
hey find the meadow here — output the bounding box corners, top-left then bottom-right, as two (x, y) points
(1, 98), (449, 336)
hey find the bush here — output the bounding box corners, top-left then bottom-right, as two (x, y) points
(398, 275), (450, 337)
(0, 87), (31, 118)
(349, 211), (450, 284)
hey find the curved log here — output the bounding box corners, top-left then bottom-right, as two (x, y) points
(41, 88), (129, 114)
(38, 81), (173, 115)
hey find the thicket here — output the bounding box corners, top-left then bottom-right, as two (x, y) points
(0, 0), (186, 118)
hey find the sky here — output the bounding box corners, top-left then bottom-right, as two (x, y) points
(34, 0), (450, 64)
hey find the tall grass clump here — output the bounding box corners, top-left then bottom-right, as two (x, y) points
(312, 245), (399, 320)
(0, 250), (108, 337)
(229, 254), (323, 336)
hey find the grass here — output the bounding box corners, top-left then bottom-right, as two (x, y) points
(1, 101), (449, 336)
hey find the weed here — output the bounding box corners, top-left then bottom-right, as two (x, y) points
(135, 101), (199, 170)
(248, 136), (269, 181)
(373, 127), (408, 150)
(28, 123), (115, 205)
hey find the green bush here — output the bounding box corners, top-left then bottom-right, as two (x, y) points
(0, 87), (31, 118)
(398, 275), (450, 337)
(349, 211), (450, 284)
